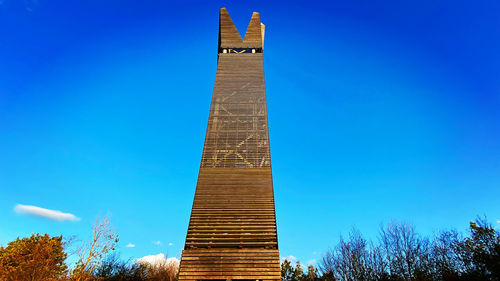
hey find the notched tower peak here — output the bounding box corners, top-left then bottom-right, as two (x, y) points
(219, 7), (264, 49)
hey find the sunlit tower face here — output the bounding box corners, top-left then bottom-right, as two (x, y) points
(177, 8), (280, 281)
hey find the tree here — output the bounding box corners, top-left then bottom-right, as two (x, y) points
(320, 229), (373, 281)
(318, 270), (337, 281)
(72, 216), (119, 281)
(282, 259), (296, 281)
(282, 259), (305, 281)
(429, 230), (464, 280)
(303, 265), (320, 281)
(135, 257), (179, 281)
(320, 222), (437, 281)
(92, 253), (180, 281)
(459, 217), (500, 281)
(93, 253), (141, 281)
(283, 258), (333, 281)
(0, 233), (68, 281)
(379, 221), (430, 280)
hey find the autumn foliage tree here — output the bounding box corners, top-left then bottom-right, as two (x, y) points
(282, 259), (325, 281)
(460, 218), (500, 280)
(281, 259), (304, 281)
(0, 233), (68, 281)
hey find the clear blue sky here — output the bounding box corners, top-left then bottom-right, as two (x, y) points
(1, 0), (499, 267)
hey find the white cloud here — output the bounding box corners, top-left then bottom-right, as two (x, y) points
(14, 204), (80, 222)
(497, 220), (500, 224)
(307, 259), (317, 266)
(136, 253), (180, 268)
(126, 243), (136, 248)
(153, 241), (161, 245)
(281, 255), (297, 262)
(168, 242), (173, 246)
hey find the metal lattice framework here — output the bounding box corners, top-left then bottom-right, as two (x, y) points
(178, 8), (280, 281)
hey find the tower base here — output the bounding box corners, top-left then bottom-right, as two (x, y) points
(178, 249), (280, 281)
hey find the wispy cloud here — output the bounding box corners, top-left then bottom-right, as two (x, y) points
(136, 253), (179, 267)
(281, 255), (297, 262)
(307, 259), (317, 265)
(168, 242), (173, 246)
(496, 220), (500, 224)
(14, 204), (80, 222)
(24, 0), (39, 12)
(153, 241), (161, 245)
(126, 243), (136, 248)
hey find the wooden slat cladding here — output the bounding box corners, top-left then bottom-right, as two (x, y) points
(243, 13), (263, 45)
(178, 8), (278, 281)
(180, 249), (280, 280)
(219, 8), (264, 49)
(201, 54), (270, 168)
(185, 168), (277, 250)
(219, 8), (243, 46)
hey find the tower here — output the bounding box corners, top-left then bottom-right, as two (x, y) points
(178, 8), (280, 281)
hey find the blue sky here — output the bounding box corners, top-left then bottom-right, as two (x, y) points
(1, 0), (499, 267)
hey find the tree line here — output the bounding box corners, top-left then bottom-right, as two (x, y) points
(0, 216), (178, 281)
(1, 217), (499, 280)
(282, 217), (500, 281)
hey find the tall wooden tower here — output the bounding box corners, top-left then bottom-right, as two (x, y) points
(178, 8), (280, 281)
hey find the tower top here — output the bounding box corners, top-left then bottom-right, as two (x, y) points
(218, 8), (265, 50)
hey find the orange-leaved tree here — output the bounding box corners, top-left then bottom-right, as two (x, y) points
(0, 233), (68, 281)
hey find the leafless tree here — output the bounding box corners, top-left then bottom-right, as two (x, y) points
(429, 230), (465, 279)
(365, 241), (387, 280)
(72, 216), (118, 281)
(379, 221), (430, 280)
(321, 229), (372, 281)
(135, 258), (179, 281)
